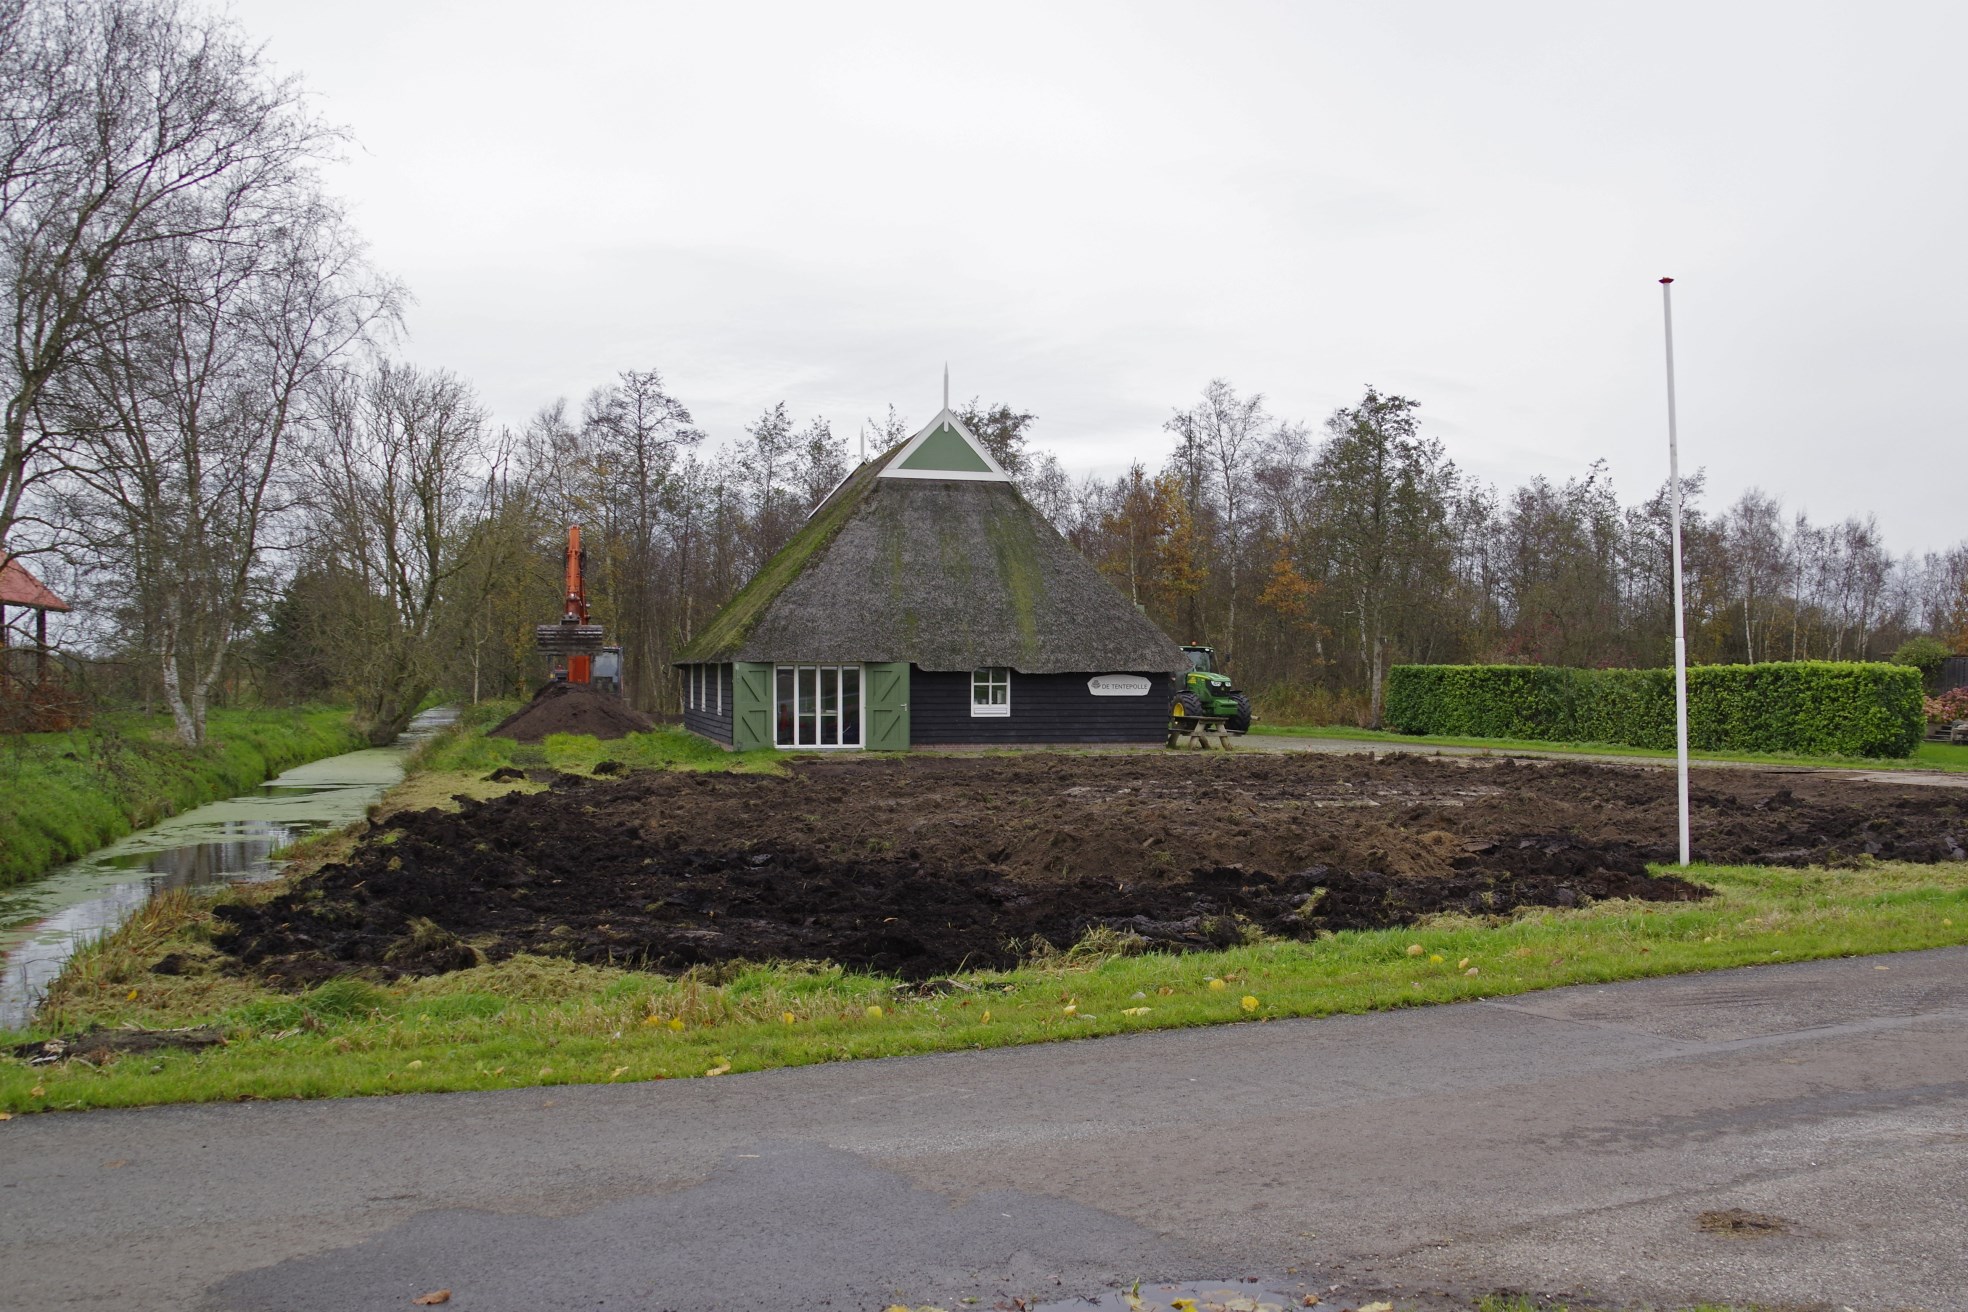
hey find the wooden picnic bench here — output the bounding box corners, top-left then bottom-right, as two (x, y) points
(1167, 714), (1233, 750)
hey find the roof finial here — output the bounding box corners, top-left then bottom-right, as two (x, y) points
(942, 362), (949, 412)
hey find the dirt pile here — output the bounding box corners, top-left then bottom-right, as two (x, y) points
(210, 753), (1965, 985)
(489, 681), (653, 742)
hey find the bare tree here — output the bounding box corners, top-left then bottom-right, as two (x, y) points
(1, 0), (333, 552)
(53, 194), (388, 744)
(307, 360), (489, 744)
(1165, 379), (1268, 660)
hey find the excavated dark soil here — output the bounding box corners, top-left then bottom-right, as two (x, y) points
(488, 682), (653, 742)
(212, 753), (1967, 985)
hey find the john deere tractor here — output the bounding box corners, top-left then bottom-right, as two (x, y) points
(1172, 644), (1252, 733)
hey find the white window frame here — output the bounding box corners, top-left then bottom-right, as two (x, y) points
(716, 663), (723, 716)
(971, 666), (1011, 717)
(773, 664), (865, 749)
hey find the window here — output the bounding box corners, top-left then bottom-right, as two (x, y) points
(774, 665), (862, 747)
(971, 667), (1011, 717)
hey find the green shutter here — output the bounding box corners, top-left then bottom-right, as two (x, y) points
(732, 662), (773, 749)
(865, 662), (910, 750)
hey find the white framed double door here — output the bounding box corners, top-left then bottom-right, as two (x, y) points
(772, 664), (863, 748)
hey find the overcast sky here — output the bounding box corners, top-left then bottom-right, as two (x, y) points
(234, 0), (1966, 555)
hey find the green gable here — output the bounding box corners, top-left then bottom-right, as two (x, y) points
(897, 422), (993, 473)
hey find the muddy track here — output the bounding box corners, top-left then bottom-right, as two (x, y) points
(213, 753), (1967, 984)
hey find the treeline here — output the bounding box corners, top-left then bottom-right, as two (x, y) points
(1051, 381), (1968, 724)
(6, 3), (1963, 747)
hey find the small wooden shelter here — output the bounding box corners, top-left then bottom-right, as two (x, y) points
(675, 396), (1188, 750)
(0, 550), (69, 684)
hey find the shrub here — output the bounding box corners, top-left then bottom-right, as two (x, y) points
(1385, 661), (1923, 759)
(1926, 688), (1968, 724)
(1893, 636), (1955, 691)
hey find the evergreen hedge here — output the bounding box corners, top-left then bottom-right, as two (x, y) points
(1383, 662), (1924, 759)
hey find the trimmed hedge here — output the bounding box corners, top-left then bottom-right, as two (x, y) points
(1384, 661), (1924, 759)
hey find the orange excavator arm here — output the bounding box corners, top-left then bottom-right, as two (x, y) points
(535, 523), (603, 683)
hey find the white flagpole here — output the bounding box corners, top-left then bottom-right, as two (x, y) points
(1660, 276), (1691, 867)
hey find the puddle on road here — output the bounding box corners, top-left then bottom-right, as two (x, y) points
(1026, 1278), (1320, 1311)
(0, 708), (457, 1029)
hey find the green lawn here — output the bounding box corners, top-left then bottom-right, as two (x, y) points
(6, 850), (1963, 1114)
(0, 705), (363, 888)
(1251, 722), (1968, 772)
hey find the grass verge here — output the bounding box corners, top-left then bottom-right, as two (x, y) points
(1251, 722), (1968, 773)
(4, 847), (1963, 1113)
(0, 705), (364, 888)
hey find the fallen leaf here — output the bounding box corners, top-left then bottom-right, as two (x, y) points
(1302, 1298), (1322, 1308)
(782, 1011), (796, 1024)
(866, 1004), (884, 1019)
(1062, 1003), (1078, 1016)
(537, 1066), (552, 1077)
(411, 1292), (451, 1306)
(406, 1060), (424, 1070)
(1429, 953), (1444, 963)
(1457, 957), (1470, 970)
(668, 1017), (685, 1031)
(28, 1085), (44, 1098)
(706, 1061), (731, 1077)
(1121, 1006), (1151, 1016)
(1464, 967), (1479, 977)
(1405, 944), (1424, 957)
(125, 989), (138, 1001)
(0, 1112), (12, 1121)
(1358, 1302), (1393, 1312)
(980, 1010), (992, 1023)
(1240, 995), (1259, 1011)
(641, 1015), (664, 1026)
(1157, 985), (1175, 995)
(1207, 978), (1227, 991)
(610, 1066), (630, 1079)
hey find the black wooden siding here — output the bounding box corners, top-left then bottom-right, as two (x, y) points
(910, 667), (1173, 745)
(680, 663), (734, 744)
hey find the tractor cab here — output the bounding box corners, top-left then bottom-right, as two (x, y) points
(1182, 645), (1218, 674)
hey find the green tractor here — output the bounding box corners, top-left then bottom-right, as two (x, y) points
(1172, 644), (1252, 733)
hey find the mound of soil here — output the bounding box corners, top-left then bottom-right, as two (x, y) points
(210, 753), (1965, 985)
(489, 682), (653, 742)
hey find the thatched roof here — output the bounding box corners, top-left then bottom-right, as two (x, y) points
(678, 411), (1187, 674)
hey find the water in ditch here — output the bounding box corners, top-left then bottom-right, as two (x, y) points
(0, 707), (458, 1030)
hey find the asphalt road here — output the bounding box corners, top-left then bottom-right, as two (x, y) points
(4, 948), (1965, 1312)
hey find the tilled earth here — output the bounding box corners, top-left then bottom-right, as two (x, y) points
(213, 753), (1968, 984)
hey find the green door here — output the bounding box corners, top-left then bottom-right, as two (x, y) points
(865, 662), (910, 751)
(732, 662), (774, 750)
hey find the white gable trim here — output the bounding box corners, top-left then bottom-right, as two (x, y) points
(877, 408), (1014, 482)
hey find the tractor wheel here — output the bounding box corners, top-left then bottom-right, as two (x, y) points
(1226, 692), (1253, 733)
(1171, 692), (1206, 720)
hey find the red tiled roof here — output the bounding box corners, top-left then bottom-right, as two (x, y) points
(0, 552), (70, 611)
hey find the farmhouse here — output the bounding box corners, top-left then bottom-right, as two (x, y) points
(675, 401), (1188, 749)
